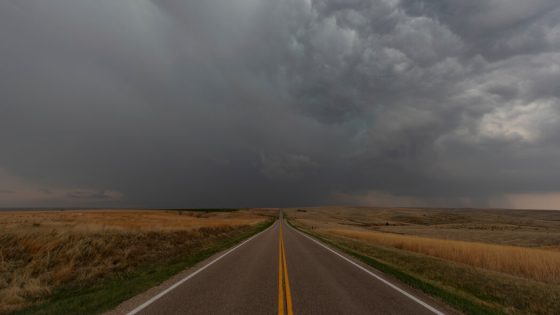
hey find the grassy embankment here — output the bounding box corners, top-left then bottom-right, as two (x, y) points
(286, 207), (560, 315)
(0, 209), (275, 314)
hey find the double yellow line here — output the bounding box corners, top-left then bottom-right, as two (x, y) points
(278, 222), (294, 315)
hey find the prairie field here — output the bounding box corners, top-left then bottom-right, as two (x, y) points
(325, 228), (560, 283)
(0, 209), (273, 314)
(286, 207), (560, 314)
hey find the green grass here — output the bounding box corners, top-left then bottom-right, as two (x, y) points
(11, 220), (274, 315)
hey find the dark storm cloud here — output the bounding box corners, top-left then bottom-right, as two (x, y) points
(1, 0), (560, 208)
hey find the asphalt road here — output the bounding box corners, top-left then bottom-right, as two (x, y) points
(125, 216), (447, 315)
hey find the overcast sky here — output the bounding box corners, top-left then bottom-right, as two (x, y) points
(1, 0), (560, 209)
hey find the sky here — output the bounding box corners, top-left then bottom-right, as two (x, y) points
(1, 0), (560, 209)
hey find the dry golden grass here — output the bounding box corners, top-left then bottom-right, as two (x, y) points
(287, 207), (560, 313)
(0, 209), (266, 233)
(285, 206), (560, 248)
(326, 228), (560, 284)
(0, 209), (270, 313)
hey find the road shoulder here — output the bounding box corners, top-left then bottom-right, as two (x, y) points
(105, 221), (276, 315)
(285, 221), (462, 315)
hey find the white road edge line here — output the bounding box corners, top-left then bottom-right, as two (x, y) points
(285, 221), (445, 315)
(127, 221), (277, 315)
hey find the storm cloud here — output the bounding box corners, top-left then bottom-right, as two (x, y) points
(1, 0), (560, 209)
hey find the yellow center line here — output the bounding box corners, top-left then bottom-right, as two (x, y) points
(278, 221), (294, 315)
(281, 227), (294, 315)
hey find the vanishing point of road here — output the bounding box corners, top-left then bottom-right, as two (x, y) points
(118, 213), (451, 315)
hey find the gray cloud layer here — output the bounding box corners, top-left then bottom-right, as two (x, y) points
(1, 0), (560, 208)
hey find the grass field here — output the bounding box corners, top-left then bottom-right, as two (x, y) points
(326, 228), (560, 283)
(0, 209), (274, 314)
(286, 207), (560, 314)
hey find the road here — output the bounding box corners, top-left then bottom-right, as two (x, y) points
(123, 215), (448, 315)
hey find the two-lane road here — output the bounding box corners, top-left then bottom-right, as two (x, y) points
(123, 216), (447, 315)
